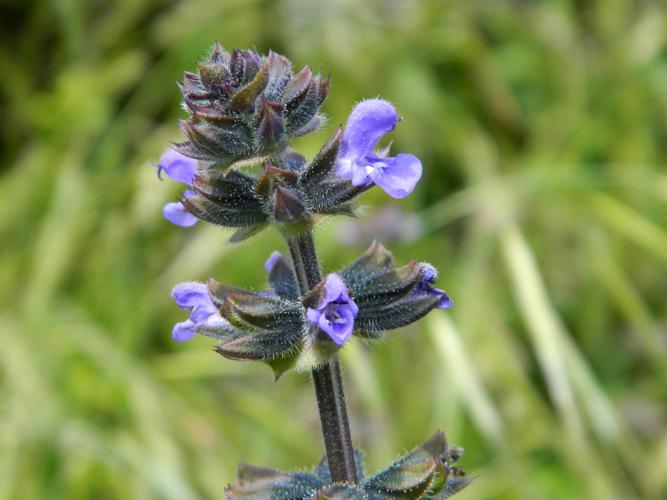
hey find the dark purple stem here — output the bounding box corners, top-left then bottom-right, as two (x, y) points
(286, 231), (358, 484)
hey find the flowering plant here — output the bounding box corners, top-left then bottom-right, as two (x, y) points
(157, 44), (469, 498)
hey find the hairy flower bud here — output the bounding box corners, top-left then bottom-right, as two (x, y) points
(175, 43), (329, 167)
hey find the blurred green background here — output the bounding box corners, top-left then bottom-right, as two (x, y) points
(1, 0), (667, 498)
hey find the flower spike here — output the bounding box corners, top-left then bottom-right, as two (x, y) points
(162, 44), (466, 496)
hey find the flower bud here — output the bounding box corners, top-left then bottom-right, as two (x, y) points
(175, 44), (329, 167)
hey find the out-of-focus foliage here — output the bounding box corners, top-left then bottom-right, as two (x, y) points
(1, 0), (666, 498)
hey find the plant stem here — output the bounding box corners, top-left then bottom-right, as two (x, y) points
(286, 231), (358, 484)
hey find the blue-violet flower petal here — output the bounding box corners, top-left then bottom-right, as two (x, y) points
(264, 251), (284, 273)
(163, 201), (198, 227)
(337, 99), (422, 199)
(306, 274), (358, 346)
(171, 282), (226, 341)
(418, 263), (453, 310)
(158, 149), (198, 185)
(158, 149), (199, 226)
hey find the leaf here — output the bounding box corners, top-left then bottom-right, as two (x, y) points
(314, 484), (364, 499)
(365, 459), (438, 497)
(363, 431), (469, 499)
(314, 449), (365, 485)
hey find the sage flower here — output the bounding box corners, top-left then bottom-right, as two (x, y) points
(171, 282), (227, 341)
(419, 263), (453, 310)
(306, 274), (359, 345)
(336, 99), (422, 199)
(158, 149), (198, 227)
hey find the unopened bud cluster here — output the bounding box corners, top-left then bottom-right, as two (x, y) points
(177, 43), (329, 166)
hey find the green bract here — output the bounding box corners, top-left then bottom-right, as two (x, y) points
(226, 432), (470, 499)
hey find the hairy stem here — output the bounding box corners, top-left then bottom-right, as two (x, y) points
(286, 230), (358, 484)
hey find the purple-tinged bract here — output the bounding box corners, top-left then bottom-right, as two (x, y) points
(336, 99), (422, 199)
(175, 44), (330, 167)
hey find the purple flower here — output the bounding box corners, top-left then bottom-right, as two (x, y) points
(171, 282), (227, 342)
(336, 99), (422, 199)
(306, 274), (359, 345)
(264, 251), (283, 273)
(158, 148), (198, 227)
(419, 263), (453, 310)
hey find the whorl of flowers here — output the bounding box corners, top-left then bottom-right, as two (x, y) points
(169, 243), (450, 377)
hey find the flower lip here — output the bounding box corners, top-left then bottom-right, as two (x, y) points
(416, 263), (452, 310)
(159, 148), (198, 185)
(171, 282), (227, 341)
(158, 148), (200, 227)
(336, 99), (422, 199)
(306, 274), (358, 346)
(163, 201), (198, 227)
